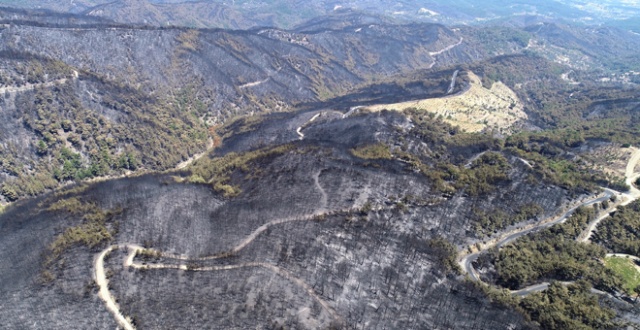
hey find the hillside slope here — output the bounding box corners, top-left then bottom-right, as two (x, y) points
(0, 10), (483, 202)
(0, 109), (569, 329)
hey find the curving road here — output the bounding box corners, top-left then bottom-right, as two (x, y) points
(94, 245), (136, 330)
(342, 106), (363, 119)
(314, 169), (328, 213)
(429, 37), (464, 57)
(497, 189), (616, 248)
(94, 173), (385, 327)
(93, 204), (358, 328)
(461, 146), (640, 295)
(427, 37), (464, 69)
(579, 211), (615, 243)
(126, 250), (341, 322)
(579, 147), (640, 242)
(461, 189), (616, 281)
(175, 137), (215, 170)
(607, 253), (640, 270)
(446, 70), (460, 95)
(296, 112), (321, 140)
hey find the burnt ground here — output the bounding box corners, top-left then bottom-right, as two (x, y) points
(0, 110), (572, 329)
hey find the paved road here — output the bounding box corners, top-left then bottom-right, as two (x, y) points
(512, 282), (621, 299)
(497, 189), (615, 248)
(461, 189), (615, 284)
(511, 282), (551, 297)
(462, 147), (640, 297)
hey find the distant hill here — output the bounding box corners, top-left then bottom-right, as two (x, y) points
(3, 0), (637, 29)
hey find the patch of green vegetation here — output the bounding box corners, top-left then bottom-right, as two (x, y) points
(468, 26), (532, 55)
(47, 197), (96, 214)
(493, 206), (623, 292)
(472, 203), (543, 238)
(605, 256), (640, 295)
(0, 68), (210, 201)
(476, 279), (618, 329)
(350, 143), (393, 160)
(505, 130), (610, 194)
(1, 173), (58, 201)
(476, 55), (640, 148)
(187, 174), (207, 184)
(49, 183), (91, 202)
(459, 152), (511, 196)
(43, 198), (120, 283)
(396, 149), (512, 198)
(520, 281), (617, 330)
(593, 200), (640, 256)
(189, 144), (295, 197)
(49, 218), (112, 257)
(425, 237), (460, 275)
(213, 183), (242, 198)
(394, 109), (514, 197)
(137, 248), (162, 260)
(482, 279), (619, 329)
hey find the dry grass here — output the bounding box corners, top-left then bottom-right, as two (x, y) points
(365, 71), (527, 133)
(577, 145), (633, 178)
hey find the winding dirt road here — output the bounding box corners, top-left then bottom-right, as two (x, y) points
(238, 77), (270, 89)
(174, 137), (215, 170)
(314, 169), (328, 213)
(429, 37), (464, 57)
(94, 245), (136, 330)
(93, 172), (378, 327)
(446, 70), (460, 94)
(427, 37), (464, 69)
(126, 249), (341, 321)
(296, 112), (320, 140)
(93, 206), (352, 328)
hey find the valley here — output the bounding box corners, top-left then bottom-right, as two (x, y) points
(0, 3), (640, 330)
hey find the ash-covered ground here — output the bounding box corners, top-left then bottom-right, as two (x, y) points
(0, 109), (569, 329)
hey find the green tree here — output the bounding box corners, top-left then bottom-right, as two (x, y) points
(1, 184), (19, 202)
(36, 140), (48, 155)
(117, 152), (138, 170)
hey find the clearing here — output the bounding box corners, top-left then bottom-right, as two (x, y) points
(577, 143), (638, 179)
(605, 256), (640, 295)
(364, 71), (527, 133)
